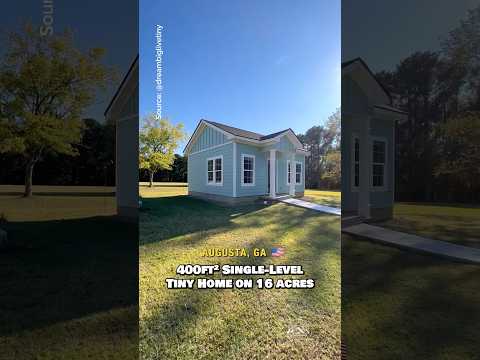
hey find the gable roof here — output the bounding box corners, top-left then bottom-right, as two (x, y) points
(184, 119), (305, 155)
(204, 120), (291, 141)
(342, 57), (392, 105)
(104, 54), (139, 116)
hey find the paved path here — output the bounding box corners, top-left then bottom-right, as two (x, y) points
(343, 223), (480, 264)
(279, 198), (341, 216)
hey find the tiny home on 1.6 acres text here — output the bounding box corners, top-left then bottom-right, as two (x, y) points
(184, 120), (310, 204)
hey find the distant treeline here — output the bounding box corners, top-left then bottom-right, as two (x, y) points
(298, 109), (341, 191)
(139, 154), (187, 183)
(377, 6), (480, 203)
(0, 118), (115, 186)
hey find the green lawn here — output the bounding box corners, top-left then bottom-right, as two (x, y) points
(140, 185), (341, 359)
(379, 202), (480, 248)
(0, 185), (116, 222)
(140, 183), (188, 198)
(0, 186), (137, 359)
(342, 234), (480, 360)
(303, 189), (341, 208)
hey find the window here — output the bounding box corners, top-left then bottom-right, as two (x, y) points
(372, 140), (386, 188)
(207, 156), (222, 185)
(241, 154), (255, 186)
(354, 137), (359, 188)
(287, 160), (292, 184)
(295, 162), (302, 184)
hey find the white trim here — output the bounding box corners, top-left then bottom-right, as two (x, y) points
(351, 133), (360, 192)
(370, 136), (387, 192)
(233, 142), (237, 197)
(206, 155), (223, 186)
(269, 150), (276, 197)
(188, 141), (233, 156)
(184, 120), (233, 155)
(286, 160), (292, 185)
(241, 154), (256, 186)
(294, 161), (303, 185)
(303, 155), (306, 187)
(105, 59), (138, 118)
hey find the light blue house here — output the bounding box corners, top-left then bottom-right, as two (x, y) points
(342, 58), (407, 220)
(184, 120), (310, 204)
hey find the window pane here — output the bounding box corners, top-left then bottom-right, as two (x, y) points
(354, 139), (359, 162)
(208, 160), (213, 171)
(354, 164), (359, 187)
(296, 163), (301, 173)
(215, 158), (222, 171)
(373, 175), (384, 187)
(296, 173), (301, 183)
(373, 164), (384, 187)
(373, 141), (385, 163)
(215, 170), (222, 182)
(244, 170), (252, 184)
(208, 171), (213, 182)
(244, 157), (253, 170)
(373, 164), (384, 176)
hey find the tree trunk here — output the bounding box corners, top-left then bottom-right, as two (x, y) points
(149, 171), (154, 187)
(24, 160), (35, 197)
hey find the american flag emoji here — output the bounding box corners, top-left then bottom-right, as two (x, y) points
(271, 247), (285, 257)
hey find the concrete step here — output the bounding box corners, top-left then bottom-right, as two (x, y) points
(342, 215), (364, 229)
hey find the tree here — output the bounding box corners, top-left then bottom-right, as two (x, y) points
(0, 24), (114, 196)
(298, 108), (340, 189)
(139, 115), (186, 187)
(321, 150), (341, 189)
(434, 111), (480, 201)
(170, 154), (188, 182)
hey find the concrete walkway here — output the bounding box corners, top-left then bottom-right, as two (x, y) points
(343, 223), (480, 264)
(279, 198), (341, 216)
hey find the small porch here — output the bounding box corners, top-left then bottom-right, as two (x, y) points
(266, 149), (298, 199)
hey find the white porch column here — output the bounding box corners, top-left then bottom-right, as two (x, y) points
(289, 153), (295, 196)
(269, 149), (276, 198)
(358, 116), (371, 218)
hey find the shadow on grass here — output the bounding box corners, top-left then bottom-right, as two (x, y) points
(0, 192), (115, 197)
(342, 235), (480, 359)
(140, 202), (341, 359)
(0, 216), (138, 336)
(378, 213), (480, 248)
(140, 196), (267, 245)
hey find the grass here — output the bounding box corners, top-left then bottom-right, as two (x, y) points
(303, 189), (341, 208)
(0, 185), (137, 359)
(140, 185), (341, 359)
(342, 234), (480, 360)
(140, 183), (188, 198)
(0, 185), (116, 222)
(378, 202), (480, 248)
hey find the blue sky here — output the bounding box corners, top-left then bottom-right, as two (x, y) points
(3, 1), (137, 121)
(140, 0), (340, 152)
(342, 0), (478, 72)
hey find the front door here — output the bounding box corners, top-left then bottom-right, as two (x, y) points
(267, 159), (270, 194)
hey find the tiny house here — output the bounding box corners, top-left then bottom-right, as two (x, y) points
(184, 120), (309, 204)
(341, 58), (407, 220)
(104, 55), (139, 220)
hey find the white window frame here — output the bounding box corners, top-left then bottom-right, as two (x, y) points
(206, 155), (223, 186)
(371, 137), (387, 192)
(294, 161), (302, 185)
(241, 154), (255, 186)
(351, 134), (360, 192)
(286, 160), (292, 185)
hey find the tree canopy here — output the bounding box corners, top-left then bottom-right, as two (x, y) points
(0, 24), (114, 196)
(139, 115), (186, 187)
